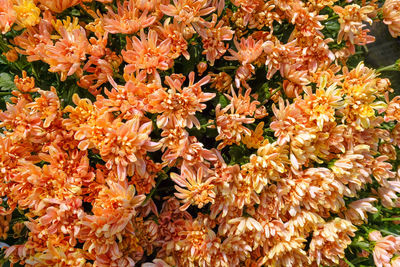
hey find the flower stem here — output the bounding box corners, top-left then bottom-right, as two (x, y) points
(216, 66), (237, 71)
(261, 86), (281, 105)
(343, 258), (356, 267)
(0, 92), (12, 96)
(377, 63), (398, 73)
(324, 15), (339, 22)
(142, 167), (170, 205)
(379, 229), (400, 236)
(201, 121), (214, 129)
(381, 217), (400, 221)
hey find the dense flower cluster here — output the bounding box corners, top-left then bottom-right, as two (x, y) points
(0, 0), (400, 266)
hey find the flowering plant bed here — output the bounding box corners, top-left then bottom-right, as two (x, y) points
(1, 0), (400, 266)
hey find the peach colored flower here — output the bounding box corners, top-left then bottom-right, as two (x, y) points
(383, 0), (400, 38)
(343, 198), (378, 225)
(225, 36), (264, 65)
(263, 39), (300, 79)
(309, 218), (357, 266)
(2, 46), (18, 62)
(99, 117), (161, 180)
(159, 0), (215, 30)
(102, 0), (156, 34)
(385, 96), (400, 122)
(147, 72), (214, 129)
(209, 71), (232, 92)
(12, 10), (54, 62)
(369, 230), (400, 267)
(195, 14), (234, 65)
(38, 0), (81, 13)
(242, 121), (265, 149)
(242, 140), (289, 193)
(122, 29), (173, 75)
(41, 27), (90, 81)
(378, 181), (400, 209)
(171, 163), (216, 210)
(332, 4), (375, 44)
(156, 18), (190, 60)
(0, 0), (15, 34)
(286, 2), (327, 37)
(214, 90), (256, 149)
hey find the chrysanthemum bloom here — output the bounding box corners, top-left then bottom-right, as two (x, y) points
(159, 0), (215, 32)
(294, 35), (335, 73)
(179, 136), (218, 167)
(63, 94), (100, 150)
(385, 96), (400, 122)
(0, 0), (15, 34)
(278, 168), (348, 217)
(147, 72), (214, 129)
(309, 218), (357, 265)
(102, 0), (156, 34)
(284, 210), (324, 237)
(12, 10), (54, 62)
(173, 218), (221, 266)
(377, 181), (400, 208)
(171, 163), (216, 210)
(0, 137), (34, 215)
(79, 57), (115, 95)
(242, 121), (265, 149)
(339, 62), (387, 129)
(197, 62), (207, 75)
(263, 39), (300, 79)
(270, 98), (306, 146)
(0, 214), (11, 239)
(225, 35), (264, 65)
(281, 64), (310, 97)
(332, 4), (375, 44)
(227, 216), (263, 250)
(41, 27), (90, 81)
(231, 0), (262, 14)
(214, 89), (257, 149)
(122, 29), (173, 76)
(2, 46), (18, 62)
(38, 0), (82, 13)
(286, 2), (327, 37)
(261, 235), (310, 267)
(0, 92), (47, 144)
(78, 180), (146, 266)
(156, 18), (190, 60)
(302, 83), (344, 130)
(99, 117), (161, 180)
(382, 0), (400, 38)
(242, 141), (289, 192)
(195, 14), (234, 65)
(25, 87), (61, 128)
(343, 198), (378, 225)
(251, 1), (281, 31)
(14, 71), (38, 93)
(369, 230), (400, 267)
(209, 71), (232, 92)
(13, 0), (41, 29)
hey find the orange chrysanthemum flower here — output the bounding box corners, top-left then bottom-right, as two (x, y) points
(122, 29), (173, 76)
(102, 0), (156, 34)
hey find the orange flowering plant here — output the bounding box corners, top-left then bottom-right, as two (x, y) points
(1, 0), (400, 266)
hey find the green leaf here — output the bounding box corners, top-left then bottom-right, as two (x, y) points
(218, 94), (229, 108)
(0, 73), (16, 91)
(325, 20), (340, 32)
(228, 145), (250, 165)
